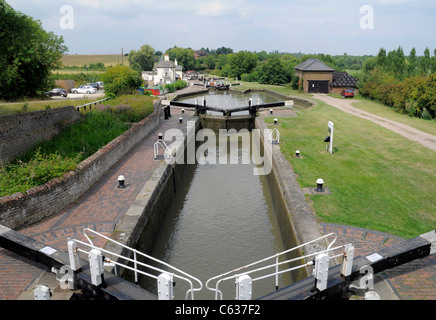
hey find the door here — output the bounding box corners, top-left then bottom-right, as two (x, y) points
(308, 80), (329, 93)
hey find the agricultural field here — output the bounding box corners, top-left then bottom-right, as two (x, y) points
(61, 54), (129, 67)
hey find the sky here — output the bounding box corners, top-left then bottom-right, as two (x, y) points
(6, 0), (436, 56)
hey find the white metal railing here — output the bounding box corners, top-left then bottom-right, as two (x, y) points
(76, 98), (110, 111)
(268, 128), (280, 144)
(205, 233), (354, 300)
(67, 228), (203, 300)
(154, 139), (171, 160)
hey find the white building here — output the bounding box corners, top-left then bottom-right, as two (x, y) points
(142, 54), (183, 86)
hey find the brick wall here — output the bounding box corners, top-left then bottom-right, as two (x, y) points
(0, 100), (163, 230)
(295, 70), (333, 93)
(0, 106), (82, 164)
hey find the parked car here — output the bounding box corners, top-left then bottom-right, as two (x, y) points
(46, 88), (68, 97)
(71, 85), (97, 94)
(87, 83), (100, 90)
(341, 89), (354, 98)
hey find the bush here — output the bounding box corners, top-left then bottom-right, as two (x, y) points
(359, 68), (436, 119)
(101, 65), (143, 96)
(291, 75), (300, 90)
(165, 80), (187, 93)
(0, 149), (80, 197)
(241, 72), (259, 82)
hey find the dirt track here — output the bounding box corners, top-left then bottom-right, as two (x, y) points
(312, 94), (436, 152)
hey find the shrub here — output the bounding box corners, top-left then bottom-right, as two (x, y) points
(165, 80), (187, 93)
(101, 65), (143, 96)
(291, 75), (300, 90)
(359, 68), (436, 119)
(241, 72), (259, 82)
(0, 149), (80, 197)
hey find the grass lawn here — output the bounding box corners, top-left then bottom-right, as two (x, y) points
(265, 101), (436, 239)
(0, 98), (98, 116)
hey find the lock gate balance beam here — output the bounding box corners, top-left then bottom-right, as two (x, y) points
(169, 100), (285, 116)
(0, 224), (156, 300)
(259, 230), (435, 300)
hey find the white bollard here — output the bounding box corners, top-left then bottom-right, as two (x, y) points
(34, 285), (51, 300)
(341, 244), (355, 277)
(89, 249), (104, 286)
(157, 273), (174, 300)
(236, 275), (252, 300)
(314, 253), (330, 291)
(68, 239), (81, 271)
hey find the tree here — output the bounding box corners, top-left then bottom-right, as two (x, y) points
(226, 51), (258, 79)
(377, 48), (387, 66)
(128, 44), (156, 72)
(203, 56), (216, 69)
(166, 47), (196, 71)
(407, 47), (418, 77)
(432, 49), (436, 74)
(419, 47), (431, 75)
(258, 58), (288, 85)
(0, 1), (67, 100)
(101, 65), (142, 96)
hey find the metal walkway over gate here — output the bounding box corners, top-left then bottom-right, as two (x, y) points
(1, 223), (434, 300)
(169, 99), (286, 117)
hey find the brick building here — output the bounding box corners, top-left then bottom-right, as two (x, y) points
(294, 58), (358, 94)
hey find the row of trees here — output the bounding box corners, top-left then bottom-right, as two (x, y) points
(359, 47), (436, 119)
(126, 43), (371, 87)
(363, 46), (436, 80)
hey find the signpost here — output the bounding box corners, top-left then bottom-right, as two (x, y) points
(327, 121), (334, 154)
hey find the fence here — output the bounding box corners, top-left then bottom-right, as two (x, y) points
(205, 233), (354, 300)
(76, 98), (110, 112)
(67, 228), (203, 300)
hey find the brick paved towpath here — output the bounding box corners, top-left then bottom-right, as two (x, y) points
(0, 85), (202, 300)
(321, 224), (436, 300)
(0, 85), (435, 300)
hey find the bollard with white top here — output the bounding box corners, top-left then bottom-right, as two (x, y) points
(315, 178), (324, 192)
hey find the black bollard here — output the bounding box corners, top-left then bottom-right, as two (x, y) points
(202, 99), (207, 115)
(164, 107), (169, 120)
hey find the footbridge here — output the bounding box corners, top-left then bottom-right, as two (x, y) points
(1, 224), (434, 300)
(169, 99), (287, 117)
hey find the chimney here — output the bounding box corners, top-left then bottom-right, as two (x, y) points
(164, 54), (169, 62)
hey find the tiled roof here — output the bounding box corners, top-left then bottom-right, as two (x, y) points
(330, 71), (359, 88)
(157, 61), (175, 69)
(294, 58), (335, 72)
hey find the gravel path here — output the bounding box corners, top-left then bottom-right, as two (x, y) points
(312, 94), (436, 152)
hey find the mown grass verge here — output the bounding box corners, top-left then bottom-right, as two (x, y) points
(0, 95), (155, 197)
(264, 100), (436, 239)
(0, 98), (97, 116)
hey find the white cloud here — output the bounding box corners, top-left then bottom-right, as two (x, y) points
(379, 0), (415, 5)
(197, 0), (227, 16)
(6, 0), (436, 55)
